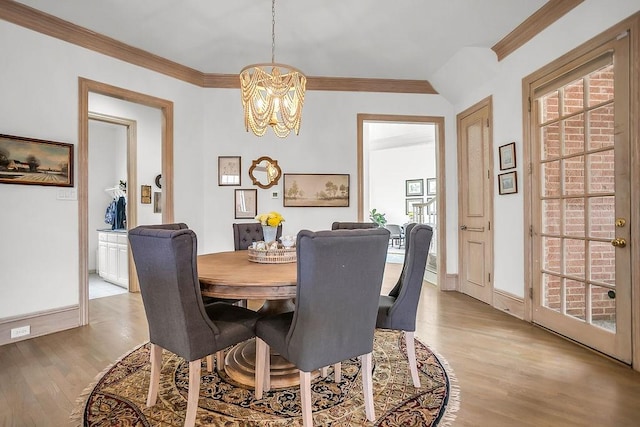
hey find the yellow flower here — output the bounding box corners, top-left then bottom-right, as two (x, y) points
(255, 211), (285, 227)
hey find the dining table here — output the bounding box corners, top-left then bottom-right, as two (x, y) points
(198, 250), (309, 389)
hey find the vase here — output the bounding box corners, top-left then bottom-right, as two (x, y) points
(262, 225), (278, 243)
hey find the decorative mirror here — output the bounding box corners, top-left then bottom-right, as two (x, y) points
(249, 156), (282, 189)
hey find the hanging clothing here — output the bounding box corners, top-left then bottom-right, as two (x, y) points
(114, 196), (126, 229)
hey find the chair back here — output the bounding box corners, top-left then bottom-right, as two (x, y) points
(389, 222), (416, 297)
(330, 221), (378, 230)
(233, 222), (283, 250)
(381, 224), (433, 331)
(287, 228), (390, 371)
(384, 224), (403, 237)
(128, 226), (220, 361)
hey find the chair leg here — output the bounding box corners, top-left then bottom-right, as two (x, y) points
(300, 370), (313, 427)
(405, 331), (421, 388)
(185, 359), (201, 427)
(361, 352), (375, 422)
(147, 343), (162, 407)
(216, 350), (225, 370)
(334, 362), (342, 383)
(206, 355), (213, 372)
(320, 366), (328, 378)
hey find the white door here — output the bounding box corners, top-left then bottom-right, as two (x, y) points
(457, 100), (494, 304)
(530, 36), (632, 362)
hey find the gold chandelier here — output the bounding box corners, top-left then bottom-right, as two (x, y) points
(240, 0), (306, 138)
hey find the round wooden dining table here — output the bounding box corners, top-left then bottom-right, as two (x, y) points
(197, 250), (302, 388)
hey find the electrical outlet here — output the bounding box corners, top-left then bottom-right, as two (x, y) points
(10, 325), (30, 338)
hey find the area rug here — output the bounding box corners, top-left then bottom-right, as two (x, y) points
(71, 330), (459, 426)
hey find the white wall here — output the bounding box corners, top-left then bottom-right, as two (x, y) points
(88, 121), (125, 270)
(369, 144), (436, 225)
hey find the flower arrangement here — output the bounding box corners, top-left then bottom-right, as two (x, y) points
(255, 211), (285, 227)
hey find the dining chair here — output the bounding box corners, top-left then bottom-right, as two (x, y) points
(330, 221), (378, 230)
(376, 223), (433, 388)
(384, 223), (404, 247)
(254, 228), (390, 426)
(128, 226), (260, 427)
(233, 222), (283, 250)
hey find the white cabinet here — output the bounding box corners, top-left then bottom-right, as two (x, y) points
(97, 231), (129, 288)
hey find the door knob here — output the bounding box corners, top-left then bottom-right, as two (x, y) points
(611, 238), (626, 248)
(460, 225), (467, 230)
(615, 218), (626, 227)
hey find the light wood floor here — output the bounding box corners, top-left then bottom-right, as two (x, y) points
(1, 263), (639, 426)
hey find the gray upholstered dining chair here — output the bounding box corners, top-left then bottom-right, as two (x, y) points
(253, 228), (390, 426)
(128, 226), (260, 427)
(377, 223), (433, 388)
(233, 222), (283, 249)
(330, 221), (378, 230)
(384, 223), (404, 247)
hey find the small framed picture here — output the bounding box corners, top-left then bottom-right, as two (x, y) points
(141, 185), (152, 204)
(234, 188), (257, 219)
(426, 178), (436, 195)
(218, 156), (241, 186)
(499, 142), (516, 170)
(406, 197), (424, 215)
(405, 179), (423, 196)
(498, 171), (518, 195)
(153, 192), (162, 213)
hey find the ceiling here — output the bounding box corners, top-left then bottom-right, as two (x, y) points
(13, 0), (548, 82)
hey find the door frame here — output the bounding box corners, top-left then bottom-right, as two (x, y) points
(456, 97), (495, 301)
(522, 13), (640, 369)
(357, 114), (447, 289)
(78, 78), (174, 325)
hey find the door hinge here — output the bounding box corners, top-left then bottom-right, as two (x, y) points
(528, 97), (532, 112)
(488, 221), (491, 231)
(529, 287), (533, 299)
(487, 170), (490, 179)
(486, 118), (490, 128)
(528, 162), (532, 175)
(529, 225), (533, 237)
(488, 272), (491, 283)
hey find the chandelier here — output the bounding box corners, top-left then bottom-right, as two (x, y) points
(240, 0), (306, 138)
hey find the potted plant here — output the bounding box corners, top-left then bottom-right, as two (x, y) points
(369, 208), (387, 228)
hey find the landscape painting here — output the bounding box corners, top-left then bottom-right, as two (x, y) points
(0, 134), (74, 187)
(283, 174), (349, 207)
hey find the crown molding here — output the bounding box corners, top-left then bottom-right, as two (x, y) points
(492, 0), (584, 61)
(0, 0), (436, 94)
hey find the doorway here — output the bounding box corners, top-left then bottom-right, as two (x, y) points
(526, 33), (633, 363)
(357, 114), (446, 288)
(78, 78), (175, 325)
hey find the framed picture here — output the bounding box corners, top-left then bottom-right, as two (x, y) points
(141, 185), (151, 204)
(153, 192), (162, 213)
(283, 174), (349, 207)
(498, 171), (518, 195)
(499, 142), (516, 170)
(218, 156), (241, 186)
(406, 197), (424, 215)
(234, 188), (257, 219)
(0, 133), (74, 187)
(426, 178), (436, 195)
(405, 179), (423, 196)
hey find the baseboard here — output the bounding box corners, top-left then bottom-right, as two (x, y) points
(493, 289), (525, 319)
(441, 273), (458, 291)
(0, 305), (80, 346)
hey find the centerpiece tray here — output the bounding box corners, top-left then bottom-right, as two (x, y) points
(247, 246), (297, 264)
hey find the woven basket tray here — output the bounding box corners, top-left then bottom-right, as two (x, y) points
(248, 247), (297, 264)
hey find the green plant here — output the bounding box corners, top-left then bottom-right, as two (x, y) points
(369, 208), (387, 227)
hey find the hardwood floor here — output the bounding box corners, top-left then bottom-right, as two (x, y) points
(1, 263), (639, 426)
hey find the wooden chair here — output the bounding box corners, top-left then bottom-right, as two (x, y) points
(128, 226), (260, 427)
(254, 228), (390, 426)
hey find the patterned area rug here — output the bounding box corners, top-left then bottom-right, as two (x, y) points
(71, 330), (459, 426)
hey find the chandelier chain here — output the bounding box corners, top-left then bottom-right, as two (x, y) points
(271, 0), (276, 63)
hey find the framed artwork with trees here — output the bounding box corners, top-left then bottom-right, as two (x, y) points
(0, 134), (74, 187)
(283, 173), (349, 207)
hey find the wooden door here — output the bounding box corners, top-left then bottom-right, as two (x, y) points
(457, 100), (494, 304)
(530, 36), (632, 362)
